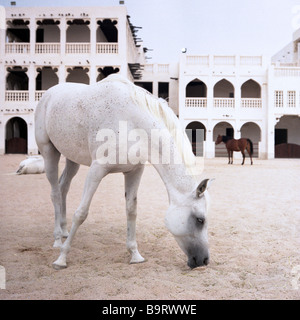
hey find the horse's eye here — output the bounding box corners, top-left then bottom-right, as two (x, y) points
(197, 217), (205, 225)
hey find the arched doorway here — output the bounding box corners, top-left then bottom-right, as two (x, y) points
(185, 121), (206, 156)
(186, 79), (207, 97)
(240, 122), (261, 158)
(241, 79), (261, 98)
(275, 116), (300, 158)
(213, 79), (234, 98)
(213, 122), (234, 157)
(5, 117), (28, 154)
(66, 67), (89, 84)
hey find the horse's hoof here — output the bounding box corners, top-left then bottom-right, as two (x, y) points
(53, 239), (62, 248)
(52, 259), (67, 270)
(130, 253), (146, 264)
(130, 258), (146, 264)
(52, 262), (67, 270)
(62, 231), (69, 238)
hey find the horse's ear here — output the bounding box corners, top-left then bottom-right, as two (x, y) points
(196, 178), (214, 197)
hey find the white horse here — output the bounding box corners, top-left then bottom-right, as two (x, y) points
(35, 74), (212, 270)
(16, 156), (45, 174)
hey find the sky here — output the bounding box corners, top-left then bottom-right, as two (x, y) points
(1, 0), (300, 63)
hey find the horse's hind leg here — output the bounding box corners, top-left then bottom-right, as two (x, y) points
(247, 146), (253, 165)
(59, 159), (80, 238)
(53, 160), (108, 270)
(124, 165), (145, 264)
(40, 142), (63, 247)
(241, 150), (245, 165)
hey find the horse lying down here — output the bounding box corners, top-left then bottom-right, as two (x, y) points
(16, 156), (45, 175)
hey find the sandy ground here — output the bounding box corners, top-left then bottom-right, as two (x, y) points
(0, 154), (299, 300)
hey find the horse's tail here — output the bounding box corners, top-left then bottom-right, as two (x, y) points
(247, 139), (253, 155)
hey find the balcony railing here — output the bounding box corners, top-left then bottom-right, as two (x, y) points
(241, 98), (262, 108)
(35, 43), (60, 54)
(274, 67), (300, 77)
(5, 91), (29, 102)
(185, 98), (207, 108)
(96, 43), (118, 54)
(5, 42), (120, 54)
(5, 43), (30, 54)
(35, 91), (46, 101)
(214, 98), (235, 108)
(66, 43), (91, 54)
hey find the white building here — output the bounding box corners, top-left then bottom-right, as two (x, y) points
(1, 4), (299, 159)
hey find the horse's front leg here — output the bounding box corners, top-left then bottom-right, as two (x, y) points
(124, 165), (145, 264)
(227, 149), (231, 165)
(53, 161), (108, 269)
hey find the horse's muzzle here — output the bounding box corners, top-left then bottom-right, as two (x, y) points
(187, 255), (209, 269)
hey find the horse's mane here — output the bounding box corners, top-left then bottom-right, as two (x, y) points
(222, 135), (233, 143)
(101, 74), (197, 177)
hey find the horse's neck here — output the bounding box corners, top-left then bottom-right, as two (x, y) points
(152, 162), (197, 205)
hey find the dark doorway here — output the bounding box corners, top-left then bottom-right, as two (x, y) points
(134, 82), (153, 94)
(226, 127), (234, 138)
(5, 117), (27, 154)
(275, 129), (287, 145)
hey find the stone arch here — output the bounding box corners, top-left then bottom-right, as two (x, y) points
(185, 121), (206, 156)
(185, 78), (207, 97)
(241, 79), (261, 98)
(5, 117), (28, 154)
(6, 66), (28, 90)
(213, 121), (234, 157)
(275, 115), (300, 158)
(240, 122), (261, 157)
(213, 79), (234, 98)
(66, 67), (89, 84)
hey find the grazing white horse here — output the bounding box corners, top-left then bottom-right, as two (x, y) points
(35, 74), (212, 270)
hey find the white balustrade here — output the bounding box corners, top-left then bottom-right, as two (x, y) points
(241, 98), (262, 108)
(5, 43), (30, 54)
(5, 91), (29, 102)
(35, 43), (60, 54)
(35, 91), (46, 101)
(66, 43), (91, 54)
(240, 56), (262, 66)
(158, 64), (169, 73)
(213, 98), (235, 108)
(214, 55), (235, 65)
(185, 98), (207, 108)
(186, 55), (209, 65)
(96, 43), (118, 54)
(274, 67), (300, 77)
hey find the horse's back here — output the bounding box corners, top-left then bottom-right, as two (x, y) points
(35, 80), (145, 166)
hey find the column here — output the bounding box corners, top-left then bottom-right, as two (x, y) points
(28, 64), (36, 105)
(205, 121), (215, 158)
(90, 18), (97, 56)
(60, 18), (66, 55)
(29, 19), (36, 55)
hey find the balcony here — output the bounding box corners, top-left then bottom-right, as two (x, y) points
(66, 43), (91, 54)
(35, 91), (46, 101)
(35, 43), (60, 54)
(5, 91), (29, 102)
(185, 98), (207, 108)
(241, 98), (262, 108)
(214, 98), (235, 108)
(96, 42), (118, 54)
(5, 43), (30, 54)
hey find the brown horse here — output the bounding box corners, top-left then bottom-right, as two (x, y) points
(215, 135), (253, 165)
